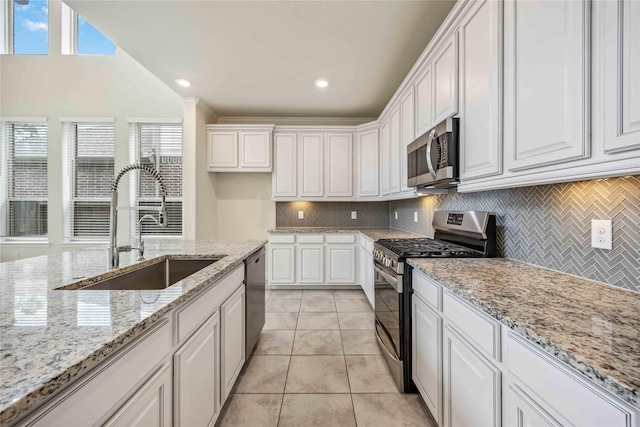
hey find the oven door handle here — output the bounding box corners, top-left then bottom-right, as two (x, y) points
(374, 265), (402, 294)
(425, 129), (438, 179)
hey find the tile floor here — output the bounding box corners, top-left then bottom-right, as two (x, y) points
(216, 289), (435, 427)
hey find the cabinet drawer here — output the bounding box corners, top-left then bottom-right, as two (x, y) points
(506, 333), (632, 427)
(412, 270), (441, 310)
(298, 234), (324, 244)
(269, 234), (295, 244)
(175, 266), (244, 344)
(326, 234), (356, 244)
(360, 235), (374, 253)
(443, 291), (500, 360)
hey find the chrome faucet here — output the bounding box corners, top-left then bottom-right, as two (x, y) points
(109, 163), (168, 268)
(135, 214), (160, 261)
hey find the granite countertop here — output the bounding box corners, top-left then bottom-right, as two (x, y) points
(407, 257), (640, 410)
(0, 239), (266, 425)
(269, 227), (425, 241)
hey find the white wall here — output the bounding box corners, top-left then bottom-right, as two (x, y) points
(0, 0), (183, 262)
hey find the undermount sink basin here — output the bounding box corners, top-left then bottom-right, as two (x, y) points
(57, 258), (221, 291)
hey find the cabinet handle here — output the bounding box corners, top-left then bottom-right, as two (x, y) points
(425, 129), (438, 179)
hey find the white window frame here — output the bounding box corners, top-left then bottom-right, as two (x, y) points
(0, 116), (48, 242)
(61, 3), (114, 56)
(0, 0), (14, 54)
(61, 117), (115, 242)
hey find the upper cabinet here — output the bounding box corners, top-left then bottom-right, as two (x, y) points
(299, 133), (325, 197)
(207, 125), (274, 172)
(389, 106), (402, 194)
(503, 0), (590, 171)
(272, 133), (297, 197)
(326, 133), (353, 197)
(458, 0), (503, 180)
(415, 65), (434, 137)
(432, 33), (459, 125)
(356, 128), (379, 197)
(379, 118), (390, 196)
(400, 88), (415, 192)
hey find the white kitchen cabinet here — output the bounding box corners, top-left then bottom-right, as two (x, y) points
(174, 311), (221, 427)
(299, 133), (324, 197)
(207, 125), (274, 172)
(357, 128), (379, 197)
(327, 245), (356, 284)
(506, 384), (561, 427)
(269, 237), (295, 284)
(272, 133), (297, 197)
(298, 245), (324, 284)
(326, 133), (353, 197)
(503, 0), (590, 171)
(458, 0), (503, 181)
(389, 106), (402, 194)
(221, 285), (245, 402)
(380, 118), (390, 195)
(432, 32), (458, 125)
(400, 88), (415, 192)
(104, 364), (172, 427)
(443, 325), (501, 427)
(415, 65), (434, 137)
(412, 294), (442, 425)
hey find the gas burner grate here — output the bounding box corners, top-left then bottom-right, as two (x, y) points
(376, 238), (482, 258)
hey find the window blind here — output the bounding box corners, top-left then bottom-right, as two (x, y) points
(2, 122), (48, 237)
(71, 123), (114, 237)
(134, 123), (182, 236)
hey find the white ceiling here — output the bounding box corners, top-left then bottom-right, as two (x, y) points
(63, 0), (455, 118)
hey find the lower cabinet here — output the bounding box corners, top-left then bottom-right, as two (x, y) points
(506, 384), (561, 427)
(327, 245), (356, 283)
(298, 244), (324, 283)
(221, 285), (246, 402)
(174, 311), (221, 427)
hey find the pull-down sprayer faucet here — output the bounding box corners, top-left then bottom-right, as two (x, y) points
(109, 163), (168, 268)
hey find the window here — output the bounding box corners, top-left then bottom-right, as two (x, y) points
(1, 120), (48, 238)
(132, 122), (182, 237)
(64, 122), (114, 238)
(1, 0), (49, 54)
(61, 3), (115, 55)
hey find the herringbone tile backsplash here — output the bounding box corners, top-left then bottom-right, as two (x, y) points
(390, 176), (640, 292)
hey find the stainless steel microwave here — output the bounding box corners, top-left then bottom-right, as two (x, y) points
(407, 117), (459, 189)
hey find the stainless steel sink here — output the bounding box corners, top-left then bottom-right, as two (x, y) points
(57, 258), (221, 291)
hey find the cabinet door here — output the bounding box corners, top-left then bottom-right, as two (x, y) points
(389, 106), (401, 194)
(412, 295), (442, 425)
(222, 285), (246, 402)
(365, 252), (375, 309)
(357, 129), (379, 197)
(208, 132), (238, 169)
(298, 245), (324, 283)
(174, 312), (221, 427)
(443, 326), (501, 427)
(239, 131), (271, 170)
(506, 384), (561, 427)
(415, 65), (434, 137)
(380, 119), (390, 195)
(326, 133), (353, 197)
(433, 33), (459, 124)
(359, 246), (367, 294)
(602, 0), (640, 152)
(400, 88), (415, 192)
(327, 245), (356, 284)
(504, 0), (590, 171)
(273, 133), (297, 197)
(458, 0), (503, 180)
(104, 364), (172, 427)
(269, 245), (295, 284)
(299, 133), (324, 197)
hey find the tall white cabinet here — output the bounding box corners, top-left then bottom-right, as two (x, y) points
(326, 134), (353, 197)
(357, 128), (379, 197)
(272, 134), (297, 197)
(299, 134), (324, 197)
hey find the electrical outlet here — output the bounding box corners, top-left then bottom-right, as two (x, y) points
(591, 219), (612, 250)
(394, 211), (398, 220)
(256, 210), (262, 219)
(298, 211), (304, 220)
(351, 211), (357, 220)
(414, 212), (418, 223)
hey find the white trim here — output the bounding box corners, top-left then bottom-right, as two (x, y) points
(218, 116), (377, 126)
(0, 238), (50, 246)
(59, 117), (115, 123)
(127, 118), (182, 124)
(0, 117), (47, 123)
(61, 3), (77, 55)
(0, 0), (13, 55)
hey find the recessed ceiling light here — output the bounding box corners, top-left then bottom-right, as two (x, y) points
(315, 79), (329, 88)
(175, 79), (192, 87)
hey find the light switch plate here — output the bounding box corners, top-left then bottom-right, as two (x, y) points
(351, 211), (357, 220)
(298, 211), (304, 220)
(414, 212), (418, 223)
(591, 219), (612, 250)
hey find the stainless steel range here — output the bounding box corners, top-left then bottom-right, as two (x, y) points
(373, 210), (497, 392)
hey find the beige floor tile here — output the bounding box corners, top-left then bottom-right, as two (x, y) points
(338, 312), (375, 329)
(235, 355), (290, 393)
(292, 330), (343, 355)
(218, 394), (282, 427)
(351, 393), (436, 427)
(264, 290), (272, 302)
(340, 330), (381, 355)
(345, 355), (399, 393)
(270, 290), (303, 299)
(335, 298), (374, 312)
(266, 297), (301, 313)
(334, 290), (367, 300)
(264, 312), (298, 330)
(285, 356), (350, 393)
(278, 394), (356, 427)
(300, 295), (337, 312)
(254, 330), (295, 355)
(302, 289), (335, 298)
(297, 312), (340, 330)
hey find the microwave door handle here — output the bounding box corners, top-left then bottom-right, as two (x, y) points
(426, 129), (438, 179)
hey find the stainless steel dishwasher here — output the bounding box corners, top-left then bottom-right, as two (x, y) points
(244, 247), (265, 355)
